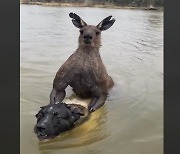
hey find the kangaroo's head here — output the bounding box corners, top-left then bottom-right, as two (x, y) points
(69, 12), (115, 49)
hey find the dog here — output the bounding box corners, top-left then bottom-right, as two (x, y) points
(34, 98), (90, 141)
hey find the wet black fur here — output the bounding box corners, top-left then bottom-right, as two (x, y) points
(34, 103), (86, 140)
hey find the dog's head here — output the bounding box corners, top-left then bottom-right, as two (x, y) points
(34, 103), (85, 141)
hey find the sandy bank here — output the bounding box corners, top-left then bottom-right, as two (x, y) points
(20, 2), (163, 11)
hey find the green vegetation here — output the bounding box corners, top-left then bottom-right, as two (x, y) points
(23, 0), (163, 7)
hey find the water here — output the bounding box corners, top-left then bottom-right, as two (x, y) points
(20, 4), (163, 154)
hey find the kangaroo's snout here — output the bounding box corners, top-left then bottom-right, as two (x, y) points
(83, 34), (93, 44)
(84, 34), (92, 40)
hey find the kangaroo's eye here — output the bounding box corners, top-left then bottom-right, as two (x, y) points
(96, 31), (100, 35)
(80, 30), (84, 34)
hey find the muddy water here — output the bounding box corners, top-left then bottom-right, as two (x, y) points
(20, 4), (163, 154)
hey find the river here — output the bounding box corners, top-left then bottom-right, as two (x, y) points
(20, 4), (163, 154)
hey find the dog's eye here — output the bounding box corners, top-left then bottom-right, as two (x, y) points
(57, 116), (62, 119)
(53, 112), (58, 116)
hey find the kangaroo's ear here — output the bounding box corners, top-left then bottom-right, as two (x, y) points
(69, 12), (87, 29)
(97, 15), (115, 31)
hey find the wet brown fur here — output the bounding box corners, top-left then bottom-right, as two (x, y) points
(50, 13), (115, 112)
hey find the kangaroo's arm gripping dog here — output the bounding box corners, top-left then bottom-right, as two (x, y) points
(50, 13), (115, 112)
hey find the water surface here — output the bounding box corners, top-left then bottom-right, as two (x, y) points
(20, 4), (163, 154)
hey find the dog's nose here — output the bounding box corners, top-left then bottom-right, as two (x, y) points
(84, 34), (92, 40)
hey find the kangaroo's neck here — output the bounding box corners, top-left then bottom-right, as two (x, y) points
(76, 45), (100, 55)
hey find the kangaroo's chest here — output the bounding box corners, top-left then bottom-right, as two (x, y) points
(69, 59), (99, 86)
(69, 68), (96, 88)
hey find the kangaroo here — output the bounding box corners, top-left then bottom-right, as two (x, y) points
(50, 12), (115, 112)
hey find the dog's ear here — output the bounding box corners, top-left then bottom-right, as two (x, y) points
(40, 104), (49, 109)
(35, 113), (39, 118)
(72, 107), (85, 116)
(66, 104), (85, 116)
(69, 12), (87, 29)
(97, 15), (115, 31)
(35, 105), (47, 118)
(35, 110), (41, 118)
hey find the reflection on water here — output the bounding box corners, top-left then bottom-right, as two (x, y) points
(20, 4), (163, 154)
